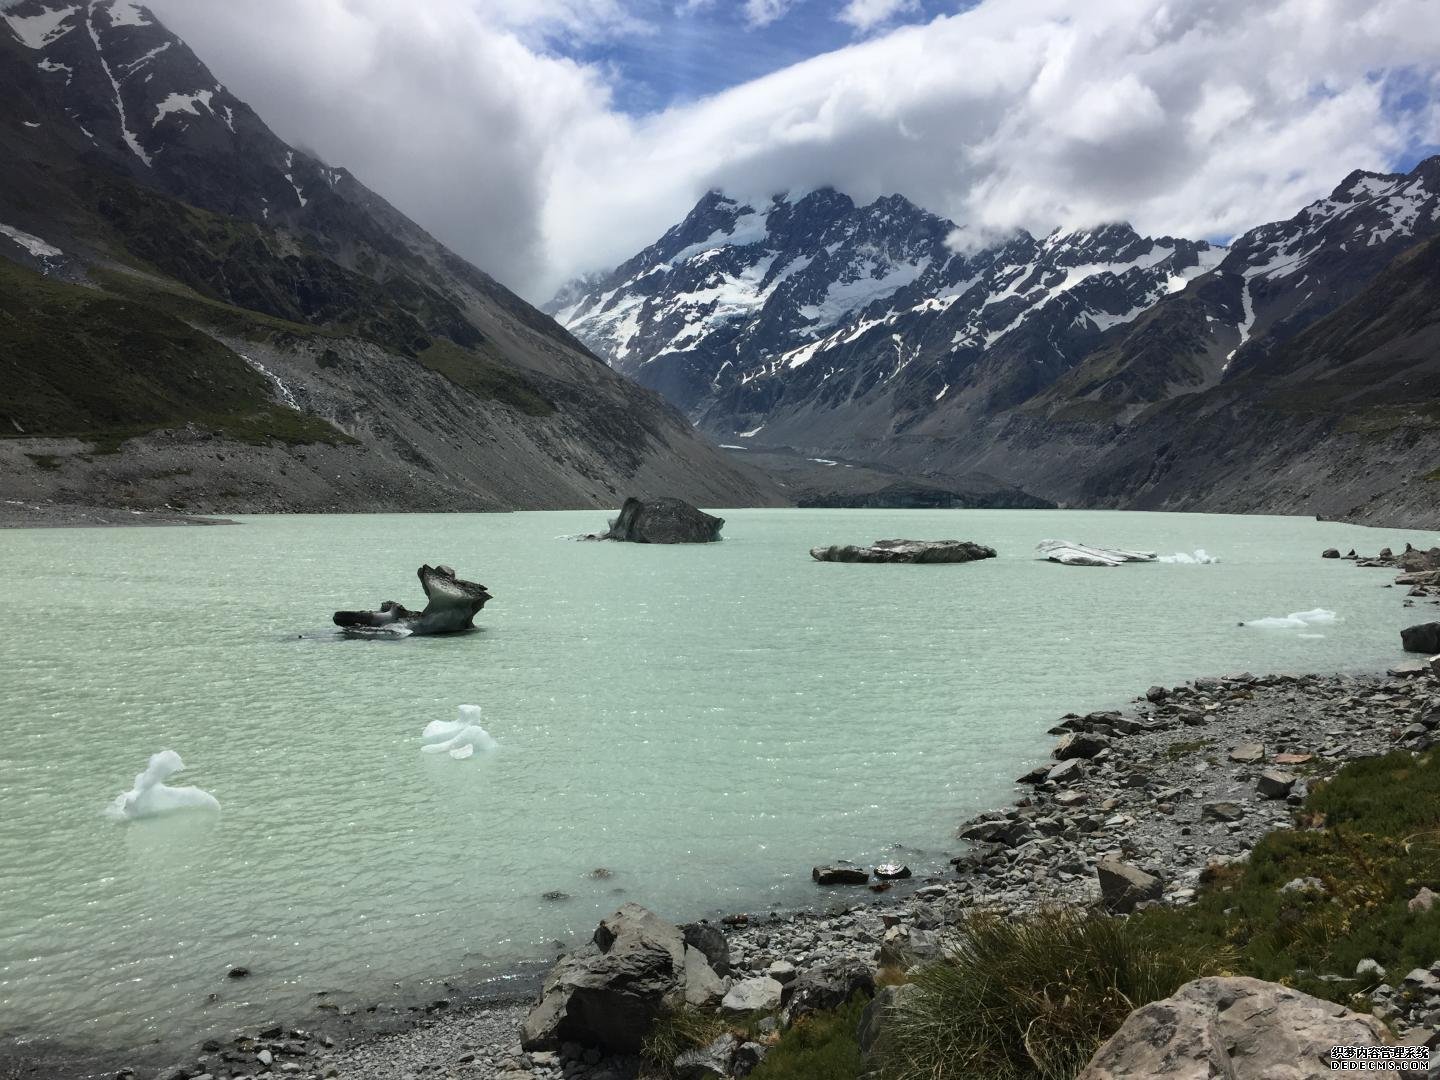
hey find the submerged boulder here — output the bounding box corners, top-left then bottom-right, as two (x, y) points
(1077, 976), (1386, 1079)
(332, 564), (491, 637)
(591, 497), (724, 543)
(809, 539), (997, 564)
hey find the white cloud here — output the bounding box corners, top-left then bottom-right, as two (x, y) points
(143, 0), (1440, 302)
(743, 0), (795, 28)
(837, 0), (920, 32)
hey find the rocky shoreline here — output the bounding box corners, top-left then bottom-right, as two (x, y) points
(0, 498), (237, 528)
(94, 648), (1432, 1080)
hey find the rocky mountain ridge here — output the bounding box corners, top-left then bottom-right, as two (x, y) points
(554, 160), (1440, 526)
(0, 0), (779, 513)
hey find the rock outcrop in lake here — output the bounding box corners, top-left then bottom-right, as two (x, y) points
(1403, 622), (1440, 654)
(1037, 540), (1158, 567)
(332, 565), (491, 636)
(809, 539), (997, 564)
(1076, 976), (1387, 1079)
(590, 497), (725, 543)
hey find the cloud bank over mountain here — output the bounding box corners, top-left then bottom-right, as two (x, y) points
(143, 0), (1440, 300)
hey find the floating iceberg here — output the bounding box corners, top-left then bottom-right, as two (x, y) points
(1243, 608), (1338, 630)
(1158, 550), (1220, 564)
(106, 751), (220, 820)
(1036, 540), (1157, 567)
(421, 704), (498, 760)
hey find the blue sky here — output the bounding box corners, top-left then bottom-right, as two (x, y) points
(572, 0), (960, 114)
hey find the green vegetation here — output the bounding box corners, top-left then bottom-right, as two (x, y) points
(417, 338), (555, 417)
(880, 909), (1223, 1080)
(750, 997), (867, 1080)
(1162, 738), (1213, 762)
(1424, 465), (1440, 483)
(1337, 402), (1440, 436)
(642, 1007), (742, 1077)
(1134, 749), (1440, 1003)
(0, 260), (348, 447)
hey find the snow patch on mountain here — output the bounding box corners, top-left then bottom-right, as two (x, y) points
(4, 3), (76, 48)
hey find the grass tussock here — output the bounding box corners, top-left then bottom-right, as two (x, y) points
(641, 1008), (747, 1078)
(750, 996), (867, 1080)
(1133, 749), (1440, 1001)
(880, 909), (1226, 1080)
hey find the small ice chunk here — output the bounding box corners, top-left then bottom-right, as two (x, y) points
(1243, 608), (1338, 629)
(421, 704), (498, 759)
(1157, 549), (1219, 564)
(106, 750), (219, 820)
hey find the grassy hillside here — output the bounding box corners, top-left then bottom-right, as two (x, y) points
(0, 259), (347, 446)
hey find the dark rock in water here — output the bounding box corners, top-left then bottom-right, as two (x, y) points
(809, 539), (997, 564)
(590, 496), (724, 543)
(1321, 548), (1340, 559)
(333, 564), (491, 636)
(812, 864), (869, 885)
(1402, 622), (1440, 654)
(226, 966), (249, 979)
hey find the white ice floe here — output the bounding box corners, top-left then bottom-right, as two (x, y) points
(421, 704), (498, 760)
(1243, 608), (1338, 630)
(1157, 549), (1220, 564)
(106, 751), (220, 820)
(1036, 539), (1157, 567)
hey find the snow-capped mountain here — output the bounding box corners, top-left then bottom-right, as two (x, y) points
(1050, 157), (1440, 408)
(0, 0), (776, 512)
(548, 188), (1222, 432)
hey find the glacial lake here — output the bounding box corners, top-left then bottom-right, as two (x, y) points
(1, 508), (1436, 1062)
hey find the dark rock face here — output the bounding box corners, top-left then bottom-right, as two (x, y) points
(779, 959), (875, 1025)
(681, 922), (731, 977)
(332, 564), (491, 636)
(1402, 622), (1440, 654)
(809, 539), (997, 564)
(595, 497), (724, 544)
(521, 903), (696, 1054)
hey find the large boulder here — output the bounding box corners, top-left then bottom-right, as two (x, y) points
(1076, 976), (1387, 1079)
(809, 539), (997, 564)
(1096, 858), (1163, 913)
(1402, 622), (1440, 654)
(521, 903), (714, 1054)
(594, 497), (723, 543)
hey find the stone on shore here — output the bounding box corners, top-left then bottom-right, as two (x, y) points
(808, 539), (997, 564)
(1096, 858), (1163, 913)
(520, 903), (711, 1054)
(780, 959), (875, 1025)
(1402, 622), (1440, 654)
(812, 864), (869, 885)
(1256, 770), (1297, 799)
(1202, 801), (1246, 823)
(1228, 743), (1265, 764)
(682, 922), (731, 976)
(720, 977), (783, 1015)
(1054, 732), (1111, 760)
(1076, 976), (1386, 1079)
(682, 946), (727, 1008)
(590, 497), (724, 544)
